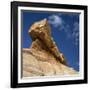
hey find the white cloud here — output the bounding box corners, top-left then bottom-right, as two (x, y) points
(72, 32), (79, 38)
(48, 14), (71, 37)
(72, 22), (79, 46)
(73, 22), (79, 31)
(48, 14), (63, 28)
(48, 14), (79, 46)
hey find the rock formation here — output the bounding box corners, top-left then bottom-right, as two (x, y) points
(22, 19), (78, 77)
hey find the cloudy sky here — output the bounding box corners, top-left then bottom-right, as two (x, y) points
(22, 10), (80, 71)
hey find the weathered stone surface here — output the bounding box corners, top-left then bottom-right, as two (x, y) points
(23, 50), (78, 77)
(22, 19), (78, 77)
(29, 19), (67, 65)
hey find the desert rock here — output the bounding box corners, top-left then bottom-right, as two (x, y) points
(22, 19), (78, 77)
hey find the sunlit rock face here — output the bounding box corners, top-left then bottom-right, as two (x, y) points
(22, 19), (78, 77)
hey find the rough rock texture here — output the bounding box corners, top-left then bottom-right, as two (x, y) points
(29, 19), (67, 65)
(22, 19), (78, 77)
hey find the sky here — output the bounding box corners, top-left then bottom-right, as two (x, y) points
(21, 10), (80, 71)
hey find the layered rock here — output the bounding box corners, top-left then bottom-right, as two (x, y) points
(22, 19), (78, 77)
(29, 19), (67, 65)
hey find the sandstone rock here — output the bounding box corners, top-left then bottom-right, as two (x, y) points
(22, 19), (78, 77)
(29, 19), (67, 65)
(22, 50), (78, 77)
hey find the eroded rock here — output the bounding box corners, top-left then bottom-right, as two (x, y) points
(22, 19), (78, 77)
(29, 19), (67, 65)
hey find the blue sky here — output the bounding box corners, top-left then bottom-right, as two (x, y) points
(21, 10), (80, 71)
